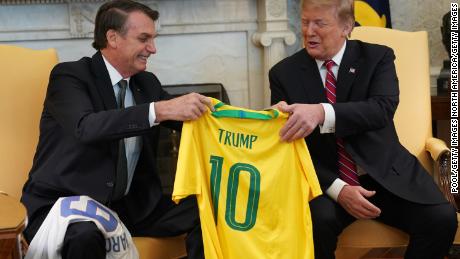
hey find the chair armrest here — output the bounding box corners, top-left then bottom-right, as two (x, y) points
(426, 138), (459, 210)
(426, 137), (449, 161)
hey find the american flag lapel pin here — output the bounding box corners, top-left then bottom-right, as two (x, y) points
(349, 67), (356, 74)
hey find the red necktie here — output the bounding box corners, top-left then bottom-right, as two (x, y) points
(324, 60), (360, 186)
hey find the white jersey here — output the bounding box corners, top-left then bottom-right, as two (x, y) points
(25, 196), (138, 259)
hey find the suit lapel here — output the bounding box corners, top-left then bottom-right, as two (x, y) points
(91, 52), (118, 110)
(336, 40), (360, 103)
(130, 76), (148, 105)
(298, 49), (328, 104)
(90, 52), (119, 161)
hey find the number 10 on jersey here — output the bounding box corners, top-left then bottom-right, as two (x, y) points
(209, 155), (261, 231)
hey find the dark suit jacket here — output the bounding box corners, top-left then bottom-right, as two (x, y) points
(21, 51), (180, 227)
(269, 40), (446, 205)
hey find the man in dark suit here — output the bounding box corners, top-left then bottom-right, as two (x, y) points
(21, 1), (209, 258)
(269, 0), (457, 258)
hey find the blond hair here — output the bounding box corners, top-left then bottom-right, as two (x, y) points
(301, 0), (355, 26)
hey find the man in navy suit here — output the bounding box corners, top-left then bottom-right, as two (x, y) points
(270, 0), (457, 258)
(21, 1), (209, 258)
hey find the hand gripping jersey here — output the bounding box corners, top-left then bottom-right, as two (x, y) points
(26, 196), (138, 259)
(172, 99), (322, 259)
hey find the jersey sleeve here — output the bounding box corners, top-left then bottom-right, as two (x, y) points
(172, 121), (203, 204)
(295, 140), (322, 201)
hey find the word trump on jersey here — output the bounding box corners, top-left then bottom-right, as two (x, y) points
(173, 98), (322, 259)
(26, 196), (138, 259)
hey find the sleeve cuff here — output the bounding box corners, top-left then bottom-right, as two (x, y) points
(319, 103), (335, 134)
(325, 178), (347, 201)
(149, 102), (160, 127)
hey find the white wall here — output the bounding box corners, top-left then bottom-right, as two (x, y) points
(0, 0), (268, 108)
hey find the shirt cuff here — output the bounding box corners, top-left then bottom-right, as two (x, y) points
(326, 178), (348, 201)
(319, 103), (335, 134)
(149, 102), (159, 127)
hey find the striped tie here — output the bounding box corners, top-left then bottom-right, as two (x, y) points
(324, 60), (360, 186)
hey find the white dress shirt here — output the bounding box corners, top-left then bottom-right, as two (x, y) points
(102, 55), (158, 194)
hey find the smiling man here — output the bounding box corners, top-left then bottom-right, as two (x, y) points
(21, 1), (208, 258)
(269, 0), (457, 258)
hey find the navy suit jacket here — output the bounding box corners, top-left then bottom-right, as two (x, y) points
(21, 51), (180, 226)
(269, 40), (446, 205)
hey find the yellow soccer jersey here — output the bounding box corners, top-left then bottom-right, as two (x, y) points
(172, 98), (321, 259)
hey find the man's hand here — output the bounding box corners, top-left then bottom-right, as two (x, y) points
(278, 103), (325, 142)
(270, 101), (288, 110)
(154, 93), (213, 122)
(337, 185), (381, 219)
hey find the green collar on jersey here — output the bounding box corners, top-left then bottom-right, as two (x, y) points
(211, 101), (279, 120)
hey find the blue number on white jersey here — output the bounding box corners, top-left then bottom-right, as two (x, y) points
(60, 196), (118, 232)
